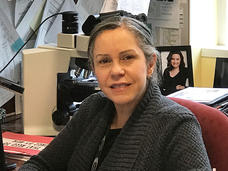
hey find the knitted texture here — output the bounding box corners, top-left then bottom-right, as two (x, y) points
(19, 79), (211, 171)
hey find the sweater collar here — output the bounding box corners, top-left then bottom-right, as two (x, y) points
(99, 79), (163, 170)
(68, 79), (163, 171)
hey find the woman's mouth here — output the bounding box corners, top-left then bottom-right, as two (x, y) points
(110, 83), (131, 89)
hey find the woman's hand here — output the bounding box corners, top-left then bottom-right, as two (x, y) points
(176, 85), (185, 90)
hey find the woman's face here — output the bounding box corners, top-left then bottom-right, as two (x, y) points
(171, 54), (181, 69)
(93, 27), (155, 108)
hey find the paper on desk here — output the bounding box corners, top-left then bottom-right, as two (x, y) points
(147, 0), (180, 29)
(34, 0), (65, 47)
(117, 0), (150, 15)
(44, 0), (77, 45)
(15, 0), (34, 27)
(168, 87), (228, 104)
(3, 131), (54, 156)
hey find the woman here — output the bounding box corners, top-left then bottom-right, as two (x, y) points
(161, 50), (189, 96)
(19, 16), (211, 170)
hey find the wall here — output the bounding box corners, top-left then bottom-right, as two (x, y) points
(190, 0), (218, 87)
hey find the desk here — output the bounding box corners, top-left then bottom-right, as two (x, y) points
(2, 115), (25, 170)
(6, 159), (25, 171)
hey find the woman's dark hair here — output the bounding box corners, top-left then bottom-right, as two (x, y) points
(166, 50), (186, 71)
(87, 16), (162, 84)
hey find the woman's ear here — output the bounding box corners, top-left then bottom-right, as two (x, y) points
(147, 54), (157, 77)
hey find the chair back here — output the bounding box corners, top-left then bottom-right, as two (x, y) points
(169, 97), (228, 171)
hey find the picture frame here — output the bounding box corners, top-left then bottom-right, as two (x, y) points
(156, 45), (194, 96)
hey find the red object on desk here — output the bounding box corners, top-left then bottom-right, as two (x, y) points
(3, 132), (54, 156)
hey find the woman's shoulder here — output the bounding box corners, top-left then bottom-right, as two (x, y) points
(162, 67), (171, 78)
(145, 86), (194, 119)
(78, 91), (112, 113)
(180, 67), (189, 73)
(163, 67), (171, 73)
(81, 91), (107, 104)
(154, 96), (195, 119)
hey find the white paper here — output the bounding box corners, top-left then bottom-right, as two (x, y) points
(16, 0), (44, 41)
(179, 8), (184, 28)
(0, 88), (14, 107)
(158, 27), (181, 46)
(168, 87), (228, 104)
(147, 0), (180, 29)
(44, 0), (77, 45)
(117, 0), (150, 15)
(0, 8), (23, 106)
(34, 0), (66, 47)
(0, 10), (24, 52)
(0, 0), (15, 25)
(29, 0), (47, 33)
(100, 0), (118, 13)
(15, 0), (33, 27)
(75, 0), (105, 34)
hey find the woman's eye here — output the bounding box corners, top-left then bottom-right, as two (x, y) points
(98, 58), (111, 64)
(121, 55), (134, 61)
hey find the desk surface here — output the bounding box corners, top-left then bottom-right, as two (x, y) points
(1, 114), (23, 133)
(6, 158), (25, 171)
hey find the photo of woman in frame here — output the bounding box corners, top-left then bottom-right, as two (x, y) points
(156, 46), (194, 96)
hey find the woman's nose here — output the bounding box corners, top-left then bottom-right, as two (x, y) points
(110, 61), (125, 77)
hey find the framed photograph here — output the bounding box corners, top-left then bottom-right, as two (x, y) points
(156, 45), (194, 96)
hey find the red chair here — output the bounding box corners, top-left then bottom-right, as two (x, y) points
(169, 97), (228, 171)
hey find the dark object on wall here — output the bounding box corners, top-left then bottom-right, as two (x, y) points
(214, 58), (228, 88)
(82, 10), (147, 35)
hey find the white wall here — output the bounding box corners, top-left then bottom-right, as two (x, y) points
(190, 0), (217, 47)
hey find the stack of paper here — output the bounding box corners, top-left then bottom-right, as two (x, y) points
(167, 87), (228, 105)
(3, 131), (54, 161)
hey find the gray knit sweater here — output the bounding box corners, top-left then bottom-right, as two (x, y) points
(19, 80), (211, 171)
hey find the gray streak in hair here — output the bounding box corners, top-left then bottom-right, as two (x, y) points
(87, 16), (162, 85)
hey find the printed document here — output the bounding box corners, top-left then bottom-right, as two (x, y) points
(168, 87), (228, 105)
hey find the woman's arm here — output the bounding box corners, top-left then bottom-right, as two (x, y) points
(19, 93), (102, 171)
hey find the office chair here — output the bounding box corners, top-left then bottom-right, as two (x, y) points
(169, 97), (228, 171)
